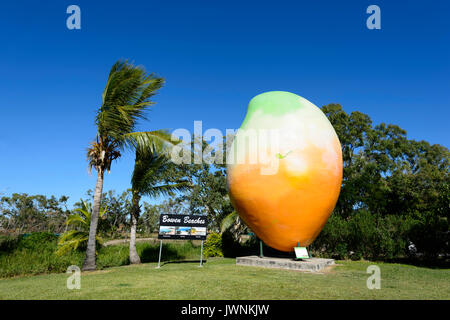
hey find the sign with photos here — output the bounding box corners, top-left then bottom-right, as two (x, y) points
(158, 214), (207, 240)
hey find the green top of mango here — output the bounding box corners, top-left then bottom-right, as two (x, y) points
(241, 91), (306, 129)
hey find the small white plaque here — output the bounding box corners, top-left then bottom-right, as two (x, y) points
(294, 247), (309, 259)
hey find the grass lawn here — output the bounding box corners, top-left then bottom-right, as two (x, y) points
(0, 258), (448, 299)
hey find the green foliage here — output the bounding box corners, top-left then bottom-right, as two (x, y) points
(17, 232), (59, 250)
(203, 232), (224, 257)
(0, 234), (20, 253)
(56, 201), (106, 256)
(97, 190), (132, 236)
(0, 232), (83, 278)
(0, 193), (70, 233)
(321, 104), (449, 220)
(315, 104), (449, 262)
(408, 211), (449, 259)
(131, 152), (190, 199)
(163, 136), (235, 232)
(139, 203), (160, 234)
(0, 234), (201, 278)
(129, 149), (191, 227)
(85, 59), (174, 178)
(221, 229), (248, 257)
(219, 211), (253, 257)
(312, 211), (417, 261)
(220, 211), (238, 233)
(92, 59), (167, 163)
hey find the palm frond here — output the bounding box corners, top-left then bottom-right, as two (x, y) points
(131, 148), (191, 198)
(142, 182), (191, 198)
(56, 230), (103, 256)
(96, 60), (164, 141)
(56, 199), (106, 256)
(65, 214), (87, 227)
(123, 130), (177, 156)
(89, 60), (165, 175)
(220, 211), (239, 233)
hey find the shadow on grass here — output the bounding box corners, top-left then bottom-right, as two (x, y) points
(224, 233), (450, 269)
(385, 257), (450, 269)
(159, 259), (207, 267)
(139, 243), (203, 265)
(223, 236), (296, 259)
(140, 244), (178, 263)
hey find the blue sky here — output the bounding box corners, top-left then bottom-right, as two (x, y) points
(0, 1), (449, 207)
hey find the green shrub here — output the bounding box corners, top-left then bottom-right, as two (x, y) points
(221, 229), (241, 257)
(95, 241), (202, 268)
(374, 214), (412, 260)
(0, 243), (83, 278)
(312, 210), (415, 261)
(311, 214), (350, 259)
(408, 211), (449, 260)
(0, 236), (202, 278)
(0, 234), (20, 253)
(17, 232), (59, 250)
(0, 232), (60, 253)
(203, 232), (223, 257)
(347, 210), (378, 259)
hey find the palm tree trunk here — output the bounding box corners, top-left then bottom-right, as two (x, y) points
(82, 168), (104, 271)
(129, 192), (141, 264)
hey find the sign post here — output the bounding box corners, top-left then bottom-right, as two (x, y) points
(199, 240), (204, 267)
(156, 240), (162, 268)
(259, 240), (264, 258)
(156, 214), (207, 268)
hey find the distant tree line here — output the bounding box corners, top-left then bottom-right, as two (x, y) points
(311, 104), (449, 261)
(0, 194), (70, 234)
(0, 190), (187, 238)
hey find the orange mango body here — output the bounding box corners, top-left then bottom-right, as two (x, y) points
(227, 91), (343, 252)
(228, 142), (342, 251)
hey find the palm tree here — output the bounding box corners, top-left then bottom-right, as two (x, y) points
(83, 60), (174, 270)
(220, 211), (239, 234)
(56, 200), (107, 256)
(220, 211), (248, 243)
(129, 151), (190, 264)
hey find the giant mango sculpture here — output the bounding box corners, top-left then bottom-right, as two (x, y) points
(227, 91), (342, 252)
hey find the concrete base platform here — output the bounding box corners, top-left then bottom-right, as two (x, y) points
(236, 256), (335, 272)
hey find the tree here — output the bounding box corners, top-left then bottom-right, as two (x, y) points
(100, 190), (132, 237)
(139, 202), (162, 234)
(0, 193), (70, 233)
(56, 200), (106, 256)
(83, 60), (173, 270)
(320, 104), (373, 218)
(129, 151), (190, 264)
(82, 189), (133, 237)
(184, 167), (233, 231)
(220, 210), (248, 242)
(317, 103), (449, 260)
(168, 136), (234, 231)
